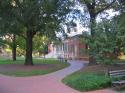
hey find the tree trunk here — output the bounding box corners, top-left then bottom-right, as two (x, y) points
(90, 15), (96, 37)
(12, 34), (16, 61)
(89, 15), (97, 65)
(25, 31), (33, 65)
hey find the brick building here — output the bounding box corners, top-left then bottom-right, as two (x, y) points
(48, 35), (89, 61)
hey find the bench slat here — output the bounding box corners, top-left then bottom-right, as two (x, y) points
(108, 69), (125, 87)
(109, 70), (125, 73)
(112, 80), (125, 84)
(110, 73), (125, 76)
(110, 75), (125, 78)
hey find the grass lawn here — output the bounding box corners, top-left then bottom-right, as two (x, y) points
(63, 72), (111, 92)
(0, 57), (69, 77)
(63, 62), (125, 92)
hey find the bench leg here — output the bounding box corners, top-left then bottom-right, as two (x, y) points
(112, 83), (125, 90)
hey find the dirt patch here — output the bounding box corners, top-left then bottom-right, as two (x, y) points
(0, 64), (57, 72)
(80, 64), (125, 73)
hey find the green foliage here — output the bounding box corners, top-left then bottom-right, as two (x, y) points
(83, 17), (125, 64)
(33, 35), (49, 54)
(0, 0), (73, 35)
(16, 35), (50, 56)
(0, 35), (12, 48)
(78, 0), (117, 64)
(0, 38), (6, 47)
(63, 72), (111, 91)
(0, 0), (74, 65)
(16, 36), (26, 50)
(16, 47), (25, 56)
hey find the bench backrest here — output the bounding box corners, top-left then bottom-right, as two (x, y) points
(108, 70), (125, 78)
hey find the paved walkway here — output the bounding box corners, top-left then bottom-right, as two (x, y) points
(0, 60), (120, 93)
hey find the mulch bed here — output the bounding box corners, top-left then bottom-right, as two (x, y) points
(0, 64), (57, 72)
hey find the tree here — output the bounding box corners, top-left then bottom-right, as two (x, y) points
(0, 0), (74, 65)
(0, 20), (24, 61)
(79, 0), (116, 64)
(0, 1), (25, 61)
(80, 0), (116, 36)
(83, 16), (125, 64)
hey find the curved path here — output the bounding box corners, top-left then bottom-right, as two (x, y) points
(0, 60), (119, 93)
(0, 60), (83, 93)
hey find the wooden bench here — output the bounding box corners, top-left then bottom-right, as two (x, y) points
(108, 70), (125, 89)
(114, 62), (125, 66)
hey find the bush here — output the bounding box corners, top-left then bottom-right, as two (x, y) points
(95, 55), (114, 65)
(63, 73), (111, 92)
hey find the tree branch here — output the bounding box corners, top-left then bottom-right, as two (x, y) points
(96, 0), (116, 15)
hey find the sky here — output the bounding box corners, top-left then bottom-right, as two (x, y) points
(68, 9), (119, 36)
